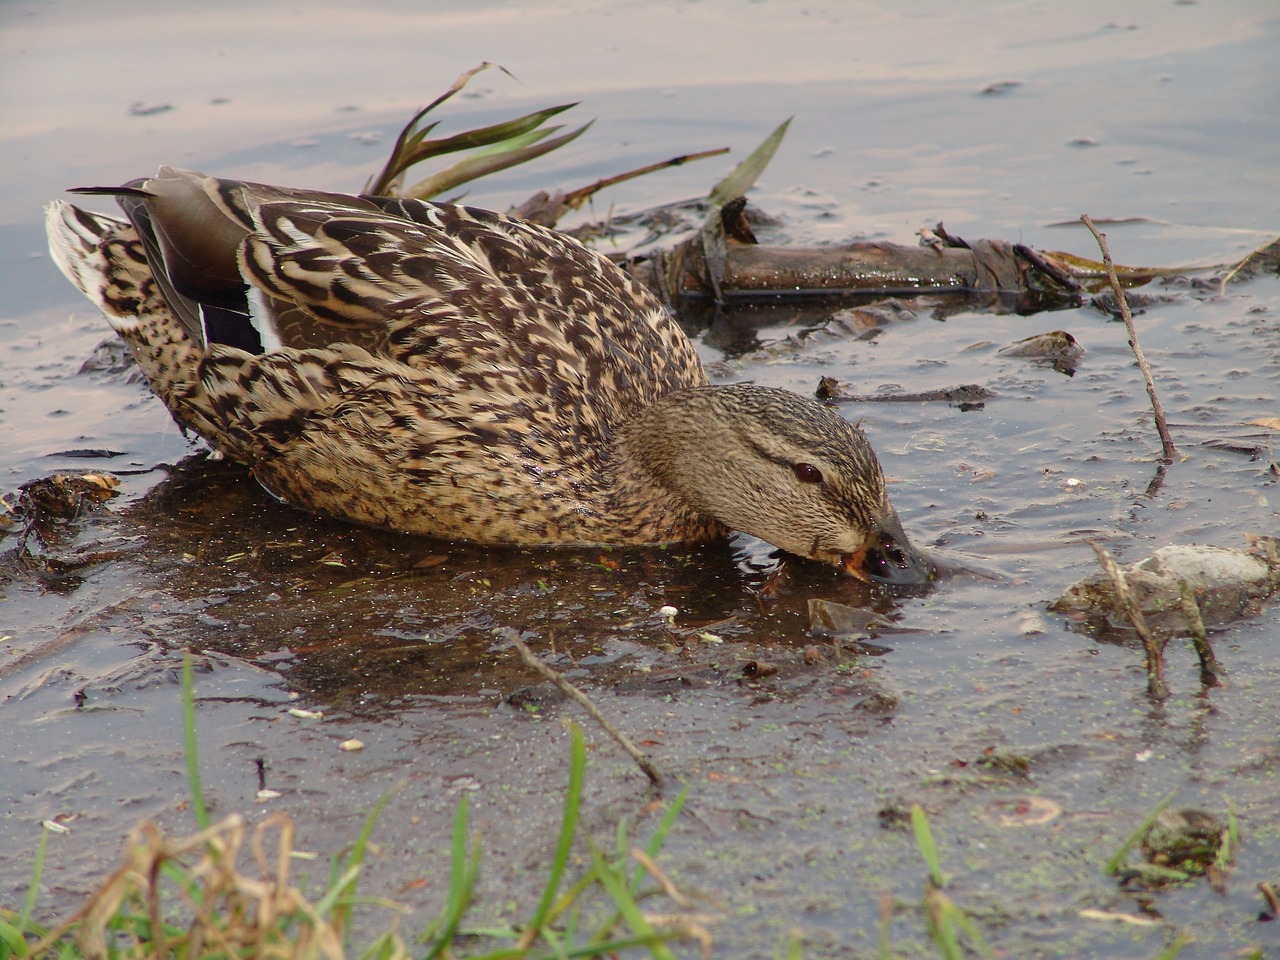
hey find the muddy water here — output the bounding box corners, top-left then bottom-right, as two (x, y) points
(3, 2), (1279, 957)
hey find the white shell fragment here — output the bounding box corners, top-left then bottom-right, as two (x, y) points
(339, 738), (365, 751)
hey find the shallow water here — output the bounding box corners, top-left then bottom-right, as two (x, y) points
(3, 2), (1279, 957)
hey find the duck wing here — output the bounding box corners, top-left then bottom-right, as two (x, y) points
(119, 169), (706, 426)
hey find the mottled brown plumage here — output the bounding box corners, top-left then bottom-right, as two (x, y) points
(46, 167), (930, 583)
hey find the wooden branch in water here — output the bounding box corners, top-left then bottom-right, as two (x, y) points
(622, 233), (1082, 312)
(1080, 215), (1177, 463)
(505, 631), (665, 789)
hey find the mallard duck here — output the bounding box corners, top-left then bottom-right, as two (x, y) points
(45, 167), (930, 584)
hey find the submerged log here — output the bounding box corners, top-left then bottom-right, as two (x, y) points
(622, 232), (1084, 313)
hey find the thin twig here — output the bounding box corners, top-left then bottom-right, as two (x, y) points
(560, 148), (730, 208)
(505, 631), (664, 788)
(1089, 542), (1168, 699)
(1080, 215), (1177, 463)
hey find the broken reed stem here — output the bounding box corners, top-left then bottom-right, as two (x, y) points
(1089, 542), (1168, 699)
(1176, 579), (1219, 681)
(1079, 215), (1177, 463)
(1260, 880), (1280, 917)
(506, 632), (664, 788)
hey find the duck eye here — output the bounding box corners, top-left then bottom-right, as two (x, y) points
(793, 462), (824, 484)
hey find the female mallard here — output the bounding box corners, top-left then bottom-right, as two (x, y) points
(45, 167), (930, 584)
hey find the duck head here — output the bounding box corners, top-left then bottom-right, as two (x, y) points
(618, 383), (934, 586)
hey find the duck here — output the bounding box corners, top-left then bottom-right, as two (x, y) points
(45, 166), (931, 584)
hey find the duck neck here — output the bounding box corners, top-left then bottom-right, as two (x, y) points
(608, 386), (729, 545)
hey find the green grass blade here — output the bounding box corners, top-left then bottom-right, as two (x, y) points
(622, 784), (689, 895)
(586, 836), (675, 960)
(528, 930), (686, 959)
(910, 804), (945, 888)
(181, 651), (210, 831)
(1152, 935), (1189, 960)
(779, 928), (804, 960)
(923, 888), (963, 960)
(401, 118), (442, 152)
(949, 903), (996, 958)
(332, 789), (396, 947)
(15, 821), (52, 934)
(523, 724), (586, 943)
(878, 891), (895, 960)
(644, 786), (688, 860)
(0, 915), (34, 957)
(630, 786), (688, 894)
(311, 864), (363, 916)
(1217, 805), (1240, 870)
(707, 116), (791, 208)
(1104, 789), (1179, 875)
(423, 794), (481, 959)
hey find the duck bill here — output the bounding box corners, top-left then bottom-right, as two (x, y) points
(840, 515), (934, 586)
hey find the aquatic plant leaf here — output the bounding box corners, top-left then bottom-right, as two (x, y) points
(402, 120), (593, 201)
(708, 116), (792, 207)
(392, 103), (579, 176)
(366, 62), (512, 195)
(365, 62), (591, 200)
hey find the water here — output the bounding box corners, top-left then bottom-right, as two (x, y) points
(2, 2), (1279, 957)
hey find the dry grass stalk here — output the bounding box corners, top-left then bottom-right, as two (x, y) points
(1079, 215), (1177, 463)
(30, 813), (405, 960)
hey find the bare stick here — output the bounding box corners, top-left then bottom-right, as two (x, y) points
(1080, 215), (1177, 463)
(1089, 542), (1168, 699)
(505, 631), (664, 788)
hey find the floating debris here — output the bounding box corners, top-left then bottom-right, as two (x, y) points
(1052, 541), (1278, 635)
(808, 598), (893, 639)
(998, 330), (1085, 374)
